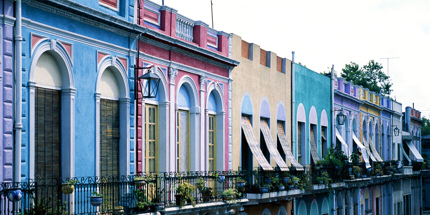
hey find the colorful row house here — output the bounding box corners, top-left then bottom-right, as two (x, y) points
(1, 0), (427, 214)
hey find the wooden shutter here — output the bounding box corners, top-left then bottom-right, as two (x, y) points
(100, 99), (120, 177)
(35, 87), (61, 180)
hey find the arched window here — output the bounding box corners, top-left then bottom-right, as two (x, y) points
(34, 52), (63, 180)
(206, 84), (225, 172)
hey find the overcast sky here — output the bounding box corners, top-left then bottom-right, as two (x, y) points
(152, 0), (430, 118)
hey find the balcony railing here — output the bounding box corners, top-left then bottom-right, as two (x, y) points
(175, 14), (194, 42)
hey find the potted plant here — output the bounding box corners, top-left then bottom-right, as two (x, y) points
(281, 172), (290, 184)
(259, 183), (270, 193)
(353, 166), (362, 178)
(293, 176), (300, 184)
(195, 177), (206, 190)
(90, 191), (103, 207)
(134, 188), (154, 211)
(114, 206), (124, 215)
(287, 179), (294, 189)
(200, 187), (213, 202)
(236, 177), (246, 188)
(7, 188), (23, 202)
(216, 172), (225, 183)
(350, 152), (360, 164)
(134, 176), (146, 187)
(62, 179), (78, 195)
(222, 188), (238, 201)
(315, 160), (325, 170)
(316, 176), (324, 184)
(175, 182), (196, 208)
(277, 183), (285, 191)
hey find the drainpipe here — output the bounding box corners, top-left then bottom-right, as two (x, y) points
(291, 51), (295, 160)
(14, 0), (23, 184)
(331, 65), (335, 149)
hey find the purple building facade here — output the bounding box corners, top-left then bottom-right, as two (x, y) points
(0, 0), (14, 183)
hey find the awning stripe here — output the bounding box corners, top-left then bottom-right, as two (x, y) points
(309, 128), (321, 163)
(362, 139), (377, 162)
(260, 120), (289, 171)
(241, 117), (273, 171)
(352, 133), (371, 169)
(399, 143), (411, 165)
(369, 139), (383, 162)
(405, 140), (424, 162)
(335, 128), (349, 157)
(276, 123), (304, 171)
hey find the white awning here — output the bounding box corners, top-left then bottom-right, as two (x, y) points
(241, 117), (273, 171)
(276, 123), (304, 171)
(335, 128), (349, 157)
(399, 142), (411, 165)
(362, 139), (377, 162)
(260, 120), (289, 171)
(368, 139), (383, 162)
(405, 140), (424, 162)
(309, 128), (321, 163)
(352, 133), (371, 169)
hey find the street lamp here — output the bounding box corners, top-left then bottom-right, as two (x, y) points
(136, 65), (160, 99)
(392, 125), (400, 136)
(335, 109), (346, 125)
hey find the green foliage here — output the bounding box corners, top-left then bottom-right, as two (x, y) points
(352, 166), (362, 174)
(341, 60), (392, 96)
(350, 152), (360, 164)
(422, 117), (430, 137)
(195, 177), (206, 188)
(222, 188), (239, 197)
(91, 191), (102, 197)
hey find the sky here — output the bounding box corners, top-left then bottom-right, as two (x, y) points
(152, 0), (430, 118)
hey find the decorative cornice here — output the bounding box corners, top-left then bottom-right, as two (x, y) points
(199, 75), (207, 91)
(363, 100), (382, 111)
(23, 18), (136, 57)
(138, 51), (229, 83)
(195, 21), (209, 28)
(334, 90), (363, 105)
(217, 31), (231, 38)
(141, 32), (239, 68)
(23, 0), (144, 37)
(160, 5), (178, 14)
(0, 15), (16, 26)
(169, 66), (178, 84)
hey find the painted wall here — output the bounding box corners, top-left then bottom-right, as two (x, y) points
(21, 1), (134, 178)
(231, 34), (292, 171)
(1, 0), (14, 182)
(294, 63), (331, 165)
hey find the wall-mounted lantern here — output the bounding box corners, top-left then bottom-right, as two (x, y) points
(136, 65), (160, 99)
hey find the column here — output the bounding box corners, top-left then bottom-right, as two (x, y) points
(169, 66), (178, 172)
(199, 75), (206, 171)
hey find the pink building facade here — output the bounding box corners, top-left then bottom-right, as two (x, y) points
(134, 0), (238, 174)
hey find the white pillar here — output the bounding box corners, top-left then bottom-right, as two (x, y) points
(169, 67), (178, 172)
(199, 75), (206, 171)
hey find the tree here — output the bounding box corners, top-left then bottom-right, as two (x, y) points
(341, 60), (392, 96)
(422, 117), (430, 137)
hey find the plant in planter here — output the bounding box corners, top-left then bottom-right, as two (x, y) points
(373, 164), (383, 176)
(62, 179), (78, 195)
(134, 188), (153, 211)
(350, 152), (360, 164)
(90, 191), (103, 207)
(200, 187), (213, 202)
(134, 176), (147, 187)
(292, 176), (300, 184)
(222, 188), (238, 201)
(195, 177), (206, 190)
(236, 177), (246, 188)
(175, 182), (196, 208)
(259, 183), (271, 193)
(315, 160), (325, 170)
(281, 172), (290, 184)
(114, 206), (124, 215)
(287, 179), (295, 189)
(353, 166), (362, 178)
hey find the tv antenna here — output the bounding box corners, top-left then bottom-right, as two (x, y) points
(380, 57), (399, 76)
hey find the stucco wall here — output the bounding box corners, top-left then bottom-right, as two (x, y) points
(231, 34), (292, 170)
(294, 63), (331, 165)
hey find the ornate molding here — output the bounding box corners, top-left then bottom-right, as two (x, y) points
(169, 66), (178, 84)
(199, 75), (207, 91)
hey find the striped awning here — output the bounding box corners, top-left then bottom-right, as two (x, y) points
(335, 128), (349, 157)
(241, 117), (273, 171)
(309, 128), (321, 163)
(369, 139), (383, 162)
(362, 139), (377, 162)
(404, 140), (424, 162)
(260, 120), (289, 171)
(276, 123), (304, 171)
(352, 133), (371, 169)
